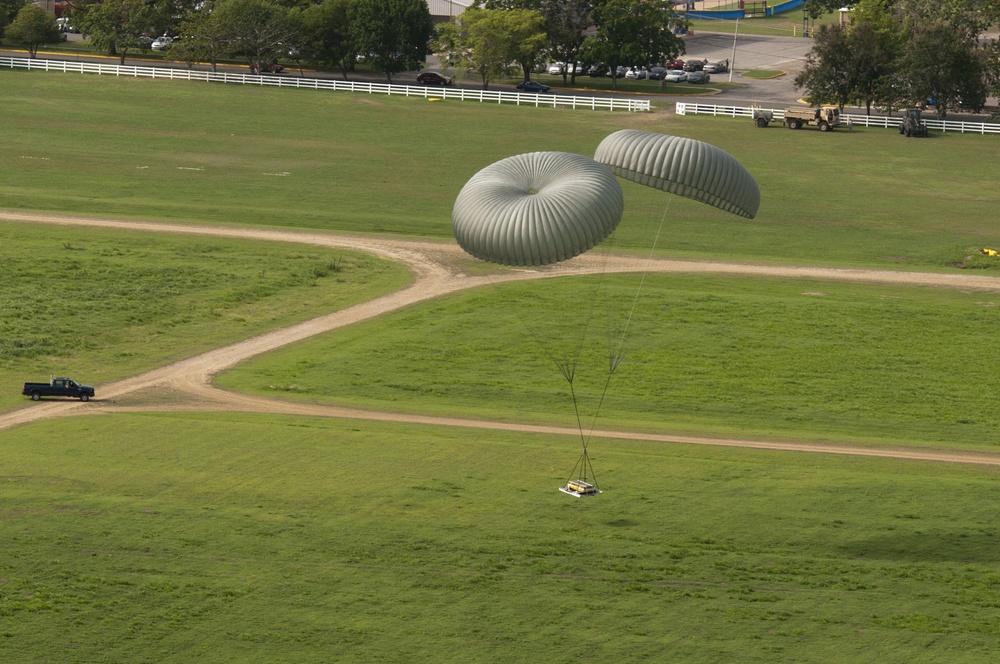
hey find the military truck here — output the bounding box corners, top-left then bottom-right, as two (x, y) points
(784, 106), (841, 131)
(898, 108), (928, 137)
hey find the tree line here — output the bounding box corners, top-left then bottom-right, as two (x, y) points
(1, 0), (687, 89)
(797, 0), (1000, 117)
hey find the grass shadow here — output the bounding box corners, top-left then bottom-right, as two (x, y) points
(841, 530), (1000, 564)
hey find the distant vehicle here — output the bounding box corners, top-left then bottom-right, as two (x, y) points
(547, 62), (565, 75)
(151, 35), (174, 51)
(516, 80), (551, 93)
(250, 61), (284, 74)
(751, 106), (774, 127)
(587, 64), (606, 77)
(647, 67), (667, 80)
(416, 72), (450, 86)
(703, 60), (728, 73)
(56, 17), (78, 33)
(784, 106), (841, 131)
(625, 66), (649, 79)
(683, 59), (706, 72)
(663, 69), (687, 83)
(898, 107), (928, 137)
(686, 70), (711, 84)
(666, 58), (685, 70)
(22, 377), (95, 402)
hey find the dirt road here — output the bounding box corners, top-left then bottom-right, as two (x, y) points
(4, 210), (1000, 467)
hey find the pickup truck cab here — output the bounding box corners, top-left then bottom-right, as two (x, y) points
(22, 377), (95, 401)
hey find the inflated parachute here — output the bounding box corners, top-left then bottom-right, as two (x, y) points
(452, 151), (624, 266)
(594, 129), (760, 219)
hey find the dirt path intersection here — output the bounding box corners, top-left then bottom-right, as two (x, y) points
(4, 210), (1000, 468)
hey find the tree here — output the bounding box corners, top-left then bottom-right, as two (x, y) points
(4, 4), (61, 57)
(348, 0), (432, 83)
(541, 0), (591, 85)
(505, 8), (547, 83)
(796, 0), (997, 115)
(79, 0), (170, 64)
(215, 0), (295, 72)
(899, 19), (988, 116)
(299, 0), (357, 78)
(794, 24), (854, 109)
(173, 1), (229, 71)
(892, 0), (994, 116)
(479, 0), (547, 83)
(0, 0), (27, 34)
(436, 7), (542, 89)
(586, 0), (683, 89)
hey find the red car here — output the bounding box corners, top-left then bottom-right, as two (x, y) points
(417, 72), (450, 86)
(666, 59), (685, 70)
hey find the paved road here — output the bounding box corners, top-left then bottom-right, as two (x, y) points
(679, 32), (809, 106)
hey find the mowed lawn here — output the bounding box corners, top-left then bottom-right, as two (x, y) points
(2, 69), (998, 270)
(3, 68), (1000, 662)
(4, 413), (1000, 663)
(0, 222), (408, 412)
(218, 271), (1000, 452)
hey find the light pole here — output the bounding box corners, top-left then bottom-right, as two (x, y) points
(728, 19), (739, 83)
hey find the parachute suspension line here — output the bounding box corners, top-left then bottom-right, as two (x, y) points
(582, 199), (672, 447)
(558, 219), (624, 489)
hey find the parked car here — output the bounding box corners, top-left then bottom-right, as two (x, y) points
(686, 70), (711, 84)
(547, 62), (565, 75)
(703, 60), (729, 74)
(666, 58), (685, 70)
(663, 69), (688, 83)
(647, 67), (667, 80)
(151, 35), (174, 51)
(250, 60), (284, 74)
(56, 17), (78, 33)
(683, 59), (706, 72)
(516, 80), (551, 93)
(416, 72), (450, 86)
(587, 64), (606, 77)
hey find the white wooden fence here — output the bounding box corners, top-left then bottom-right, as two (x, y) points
(1, 56), (651, 112)
(676, 102), (1000, 135)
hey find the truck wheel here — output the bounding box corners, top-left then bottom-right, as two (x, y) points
(787, 119), (800, 130)
(756, 117), (767, 128)
(80, 394), (90, 402)
(818, 121), (830, 132)
(31, 391), (40, 401)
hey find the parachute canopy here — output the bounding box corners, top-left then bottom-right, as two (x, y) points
(594, 129), (760, 219)
(452, 151), (624, 266)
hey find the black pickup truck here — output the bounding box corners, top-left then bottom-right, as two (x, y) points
(22, 377), (95, 401)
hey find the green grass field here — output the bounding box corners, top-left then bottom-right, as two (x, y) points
(4, 413), (1000, 662)
(0, 222), (409, 412)
(218, 272), (1000, 452)
(3, 68), (1000, 662)
(2, 70), (997, 270)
